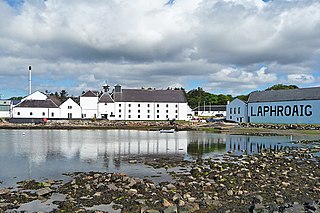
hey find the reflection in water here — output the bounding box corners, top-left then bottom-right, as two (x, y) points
(0, 129), (317, 188)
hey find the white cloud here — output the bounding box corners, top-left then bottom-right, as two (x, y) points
(0, 0), (319, 97)
(287, 74), (315, 84)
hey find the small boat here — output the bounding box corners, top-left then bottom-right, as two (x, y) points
(159, 129), (175, 133)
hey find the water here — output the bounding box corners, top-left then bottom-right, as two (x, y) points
(0, 129), (318, 188)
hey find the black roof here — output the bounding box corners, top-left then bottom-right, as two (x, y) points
(15, 100), (59, 108)
(113, 89), (187, 103)
(99, 93), (114, 103)
(81, 90), (99, 97)
(248, 87), (320, 103)
(193, 105), (226, 112)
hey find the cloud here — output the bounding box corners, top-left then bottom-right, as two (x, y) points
(287, 74), (315, 84)
(0, 0), (319, 98)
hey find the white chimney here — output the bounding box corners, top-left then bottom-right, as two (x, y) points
(28, 66), (32, 95)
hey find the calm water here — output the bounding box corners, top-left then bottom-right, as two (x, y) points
(0, 129), (318, 188)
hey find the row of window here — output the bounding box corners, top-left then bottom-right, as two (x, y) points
(127, 114), (178, 119)
(230, 107), (241, 114)
(118, 104), (179, 108)
(123, 109), (178, 113)
(17, 112), (55, 117)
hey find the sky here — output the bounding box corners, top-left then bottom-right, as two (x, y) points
(0, 0), (319, 98)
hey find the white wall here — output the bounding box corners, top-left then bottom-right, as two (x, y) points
(226, 98), (247, 123)
(113, 102), (188, 121)
(80, 96), (98, 118)
(60, 98), (82, 119)
(12, 107), (60, 119)
(97, 102), (115, 119)
(248, 100), (320, 124)
(196, 110), (226, 117)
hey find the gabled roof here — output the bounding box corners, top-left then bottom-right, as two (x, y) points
(81, 90), (99, 97)
(113, 89), (187, 103)
(193, 105), (226, 112)
(248, 87), (320, 103)
(48, 96), (62, 106)
(15, 100), (59, 108)
(99, 93), (114, 103)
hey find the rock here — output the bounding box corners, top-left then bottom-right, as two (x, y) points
(162, 198), (174, 207)
(178, 200), (186, 207)
(252, 195), (263, 204)
(107, 183), (118, 191)
(166, 183), (176, 190)
(36, 187), (52, 197)
(276, 197), (284, 204)
(135, 199), (146, 205)
(0, 203), (11, 208)
(0, 188), (10, 195)
(172, 193), (182, 202)
(187, 197), (196, 203)
(128, 189), (138, 196)
(227, 190), (233, 196)
(282, 182), (290, 187)
(163, 205), (178, 213)
(93, 192), (102, 197)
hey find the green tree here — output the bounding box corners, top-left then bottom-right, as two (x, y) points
(265, 84), (298, 91)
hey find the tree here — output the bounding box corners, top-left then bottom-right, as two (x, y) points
(265, 84), (298, 91)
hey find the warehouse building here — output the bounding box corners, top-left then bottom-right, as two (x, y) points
(247, 87), (320, 124)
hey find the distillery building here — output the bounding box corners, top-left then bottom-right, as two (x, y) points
(247, 87), (320, 124)
(226, 87), (320, 124)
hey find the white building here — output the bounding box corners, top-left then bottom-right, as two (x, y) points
(247, 87), (320, 124)
(80, 91), (99, 119)
(60, 98), (82, 119)
(226, 98), (248, 123)
(0, 99), (11, 118)
(108, 84), (188, 121)
(193, 105), (226, 117)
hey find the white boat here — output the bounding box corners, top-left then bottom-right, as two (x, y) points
(159, 129), (175, 133)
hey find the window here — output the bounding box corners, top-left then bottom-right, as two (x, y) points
(234, 108), (236, 114)
(166, 115), (169, 118)
(175, 115), (178, 119)
(238, 107), (240, 114)
(51, 112), (54, 117)
(147, 115), (150, 118)
(30, 112), (33, 115)
(157, 110), (159, 113)
(119, 109), (121, 113)
(157, 104), (159, 107)
(68, 113), (72, 119)
(82, 114), (86, 118)
(128, 104), (131, 107)
(119, 104), (121, 107)
(138, 110), (140, 113)
(128, 109), (131, 113)
(166, 110), (168, 113)
(230, 108), (232, 114)
(105, 103), (107, 105)
(175, 110), (178, 113)
(68, 106), (72, 109)
(166, 104), (168, 107)
(119, 115), (121, 118)
(17, 112), (20, 115)
(128, 115), (131, 118)
(42, 112), (45, 116)
(147, 104), (150, 107)
(147, 110), (150, 113)
(157, 115), (159, 118)
(138, 104), (140, 107)
(230, 116), (232, 119)
(138, 115), (140, 118)
(175, 104), (178, 108)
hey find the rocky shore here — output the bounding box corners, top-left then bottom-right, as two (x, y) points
(1, 146), (319, 213)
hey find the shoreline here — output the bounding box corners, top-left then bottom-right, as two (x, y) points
(0, 147), (319, 212)
(1, 120), (320, 136)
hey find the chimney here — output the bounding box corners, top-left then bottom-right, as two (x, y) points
(28, 66), (32, 95)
